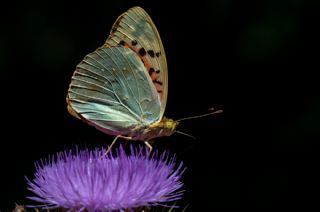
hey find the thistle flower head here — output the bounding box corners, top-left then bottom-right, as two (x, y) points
(26, 145), (185, 211)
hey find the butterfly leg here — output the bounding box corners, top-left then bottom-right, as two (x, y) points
(144, 141), (153, 155)
(105, 135), (132, 155)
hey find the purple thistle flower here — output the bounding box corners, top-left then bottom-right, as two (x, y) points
(26, 145), (185, 211)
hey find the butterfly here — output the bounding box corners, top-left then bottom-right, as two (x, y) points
(67, 6), (178, 152)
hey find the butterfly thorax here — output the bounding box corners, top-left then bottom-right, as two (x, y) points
(129, 117), (178, 141)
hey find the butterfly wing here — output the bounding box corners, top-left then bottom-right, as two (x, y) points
(67, 46), (161, 136)
(104, 6), (168, 120)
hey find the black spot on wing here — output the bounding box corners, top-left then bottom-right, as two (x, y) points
(156, 70), (160, 74)
(153, 79), (163, 85)
(139, 48), (146, 56)
(149, 68), (155, 76)
(111, 27), (117, 34)
(156, 52), (161, 57)
(119, 40), (125, 46)
(111, 19), (122, 33)
(147, 50), (155, 57)
(131, 40), (138, 46)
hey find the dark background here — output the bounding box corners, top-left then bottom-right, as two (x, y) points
(1, 0), (319, 211)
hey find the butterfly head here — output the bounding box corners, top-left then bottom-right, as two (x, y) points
(162, 117), (179, 133)
(154, 117), (179, 137)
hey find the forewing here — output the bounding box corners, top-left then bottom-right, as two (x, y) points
(67, 46), (161, 135)
(104, 6), (168, 119)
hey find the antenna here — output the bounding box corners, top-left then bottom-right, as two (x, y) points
(175, 130), (196, 139)
(176, 108), (223, 122)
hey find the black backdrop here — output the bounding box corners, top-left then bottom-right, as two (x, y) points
(1, 0), (319, 211)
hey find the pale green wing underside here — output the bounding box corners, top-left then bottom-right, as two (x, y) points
(68, 46), (161, 135)
(105, 6), (168, 120)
